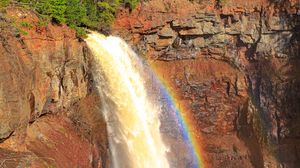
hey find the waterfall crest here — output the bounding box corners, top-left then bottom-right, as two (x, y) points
(85, 32), (170, 168)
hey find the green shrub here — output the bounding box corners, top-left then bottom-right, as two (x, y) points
(82, 0), (99, 27)
(65, 0), (86, 26)
(36, 0), (67, 23)
(127, 0), (139, 8)
(20, 21), (33, 28)
(71, 26), (87, 38)
(38, 18), (49, 27)
(97, 1), (118, 27)
(0, 0), (9, 8)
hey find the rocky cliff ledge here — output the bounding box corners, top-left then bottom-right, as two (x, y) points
(0, 8), (109, 167)
(113, 0), (300, 167)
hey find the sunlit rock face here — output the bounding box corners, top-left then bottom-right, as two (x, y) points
(113, 0), (300, 167)
(0, 8), (109, 167)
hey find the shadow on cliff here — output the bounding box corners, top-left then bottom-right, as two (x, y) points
(239, 3), (300, 166)
(276, 20), (300, 167)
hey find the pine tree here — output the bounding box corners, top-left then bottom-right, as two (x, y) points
(36, 0), (67, 23)
(65, 0), (86, 26)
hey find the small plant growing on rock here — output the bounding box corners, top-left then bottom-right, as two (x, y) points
(20, 21), (33, 28)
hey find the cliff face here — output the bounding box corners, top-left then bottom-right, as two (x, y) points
(113, 0), (300, 167)
(0, 8), (109, 167)
(0, 1), (299, 167)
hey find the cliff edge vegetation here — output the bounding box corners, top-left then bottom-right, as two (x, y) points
(0, 0), (139, 36)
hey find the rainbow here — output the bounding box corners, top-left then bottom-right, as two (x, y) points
(145, 60), (207, 168)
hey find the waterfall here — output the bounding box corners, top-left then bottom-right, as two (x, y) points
(85, 32), (170, 168)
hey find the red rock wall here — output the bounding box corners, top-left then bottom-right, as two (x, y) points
(113, 0), (300, 167)
(0, 8), (109, 168)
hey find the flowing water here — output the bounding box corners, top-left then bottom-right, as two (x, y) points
(85, 32), (170, 168)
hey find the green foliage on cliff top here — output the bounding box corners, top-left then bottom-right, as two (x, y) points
(37, 0), (67, 23)
(8, 0), (139, 37)
(0, 0), (9, 8)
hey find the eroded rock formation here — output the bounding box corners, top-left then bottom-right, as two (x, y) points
(0, 8), (109, 168)
(113, 0), (300, 167)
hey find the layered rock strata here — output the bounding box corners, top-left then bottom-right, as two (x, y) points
(113, 0), (300, 167)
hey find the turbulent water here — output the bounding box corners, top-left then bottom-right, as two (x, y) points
(85, 32), (170, 168)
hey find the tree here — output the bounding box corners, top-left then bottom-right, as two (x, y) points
(97, 0), (119, 27)
(36, 0), (67, 23)
(65, 0), (86, 26)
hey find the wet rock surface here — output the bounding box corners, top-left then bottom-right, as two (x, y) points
(113, 0), (300, 167)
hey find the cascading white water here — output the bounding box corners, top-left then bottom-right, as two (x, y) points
(85, 32), (170, 168)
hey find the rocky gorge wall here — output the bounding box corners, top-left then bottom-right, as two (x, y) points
(113, 0), (300, 167)
(0, 8), (109, 168)
(0, 1), (299, 167)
